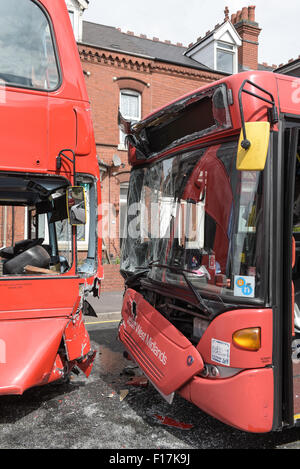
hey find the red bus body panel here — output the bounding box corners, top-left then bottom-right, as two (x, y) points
(179, 368), (274, 433)
(0, 0), (100, 394)
(120, 289), (204, 395)
(197, 308), (273, 369)
(0, 317), (67, 395)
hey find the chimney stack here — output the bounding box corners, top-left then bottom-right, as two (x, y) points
(224, 6), (229, 21)
(231, 5), (261, 71)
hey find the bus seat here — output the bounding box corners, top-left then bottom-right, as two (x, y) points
(3, 245), (51, 275)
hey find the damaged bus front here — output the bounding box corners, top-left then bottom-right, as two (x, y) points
(119, 71), (300, 432)
(0, 0), (102, 394)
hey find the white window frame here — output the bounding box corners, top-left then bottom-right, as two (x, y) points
(68, 10), (75, 30)
(118, 89), (141, 150)
(215, 41), (237, 74)
(119, 182), (129, 247)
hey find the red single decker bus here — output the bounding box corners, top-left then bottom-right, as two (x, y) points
(119, 70), (300, 432)
(0, 0), (102, 394)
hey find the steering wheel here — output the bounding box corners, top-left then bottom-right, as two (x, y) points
(14, 238), (44, 255)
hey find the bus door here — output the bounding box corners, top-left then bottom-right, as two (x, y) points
(281, 119), (300, 427)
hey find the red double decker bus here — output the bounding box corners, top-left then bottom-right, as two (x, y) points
(119, 70), (300, 432)
(0, 0), (102, 394)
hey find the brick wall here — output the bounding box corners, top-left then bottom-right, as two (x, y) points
(101, 264), (125, 292)
(0, 206), (27, 249)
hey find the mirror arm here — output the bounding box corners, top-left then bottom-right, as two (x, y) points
(238, 90), (251, 150)
(238, 79), (278, 150)
(56, 149), (76, 185)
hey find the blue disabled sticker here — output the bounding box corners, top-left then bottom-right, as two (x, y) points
(234, 275), (255, 298)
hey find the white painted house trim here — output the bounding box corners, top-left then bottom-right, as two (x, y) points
(65, 0), (89, 42)
(185, 22), (242, 74)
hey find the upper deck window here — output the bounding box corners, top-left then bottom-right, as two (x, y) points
(0, 0), (60, 91)
(130, 85), (232, 157)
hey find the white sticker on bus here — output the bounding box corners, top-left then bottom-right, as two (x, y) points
(211, 339), (230, 367)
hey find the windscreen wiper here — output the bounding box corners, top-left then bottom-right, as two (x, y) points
(125, 268), (150, 287)
(149, 261), (213, 317)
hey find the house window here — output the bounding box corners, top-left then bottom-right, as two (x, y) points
(68, 10), (75, 30)
(216, 42), (234, 74)
(119, 89), (141, 148)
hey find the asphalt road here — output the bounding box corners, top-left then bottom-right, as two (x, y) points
(1, 320), (300, 451)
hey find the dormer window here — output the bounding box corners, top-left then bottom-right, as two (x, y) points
(216, 42), (234, 73)
(184, 21), (241, 75)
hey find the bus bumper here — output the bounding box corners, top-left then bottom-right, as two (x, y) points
(178, 367), (274, 433)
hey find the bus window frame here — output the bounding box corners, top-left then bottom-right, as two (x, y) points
(75, 173), (99, 278)
(0, 0), (62, 94)
(275, 115), (300, 429)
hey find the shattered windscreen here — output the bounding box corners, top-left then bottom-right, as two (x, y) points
(121, 140), (267, 303)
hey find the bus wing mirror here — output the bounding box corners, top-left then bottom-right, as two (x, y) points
(237, 122), (270, 171)
(67, 186), (87, 225)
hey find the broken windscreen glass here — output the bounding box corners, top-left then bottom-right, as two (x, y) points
(124, 85), (232, 160)
(121, 140), (267, 303)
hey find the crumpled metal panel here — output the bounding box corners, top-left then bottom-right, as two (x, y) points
(0, 318), (67, 395)
(63, 311), (91, 362)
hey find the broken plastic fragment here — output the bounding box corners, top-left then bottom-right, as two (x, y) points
(126, 376), (148, 387)
(119, 389), (129, 401)
(151, 414), (194, 430)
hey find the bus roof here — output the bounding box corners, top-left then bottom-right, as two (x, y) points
(125, 71), (300, 165)
(141, 71), (298, 123)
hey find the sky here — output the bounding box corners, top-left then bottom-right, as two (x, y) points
(83, 0), (300, 67)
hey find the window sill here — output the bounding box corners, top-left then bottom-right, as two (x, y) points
(117, 144), (128, 152)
